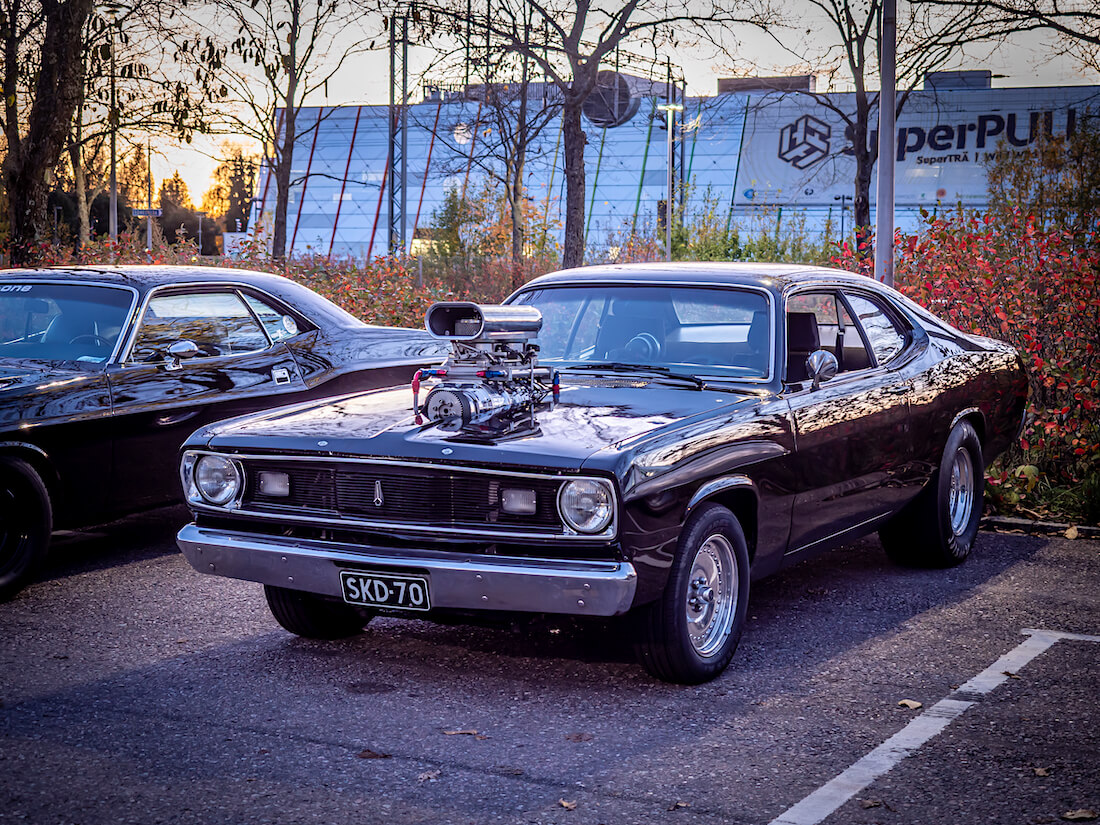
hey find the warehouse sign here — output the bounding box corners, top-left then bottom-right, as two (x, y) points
(735, 86), (1097, 206)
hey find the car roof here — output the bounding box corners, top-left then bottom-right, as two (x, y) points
(0, 264), (365, 328)
(520, 262), (885, 295)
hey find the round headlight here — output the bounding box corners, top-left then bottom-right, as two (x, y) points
(194, 455), (241, 506)
(558, 479), (614, 534)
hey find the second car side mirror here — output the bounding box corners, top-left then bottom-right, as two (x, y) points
(806, 349), (839, 390)
(164, 339), (201, 371)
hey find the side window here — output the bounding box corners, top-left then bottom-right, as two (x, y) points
(130, 292), (270, 361)
(786, 291), (869, 374)
(844, 293), (907, 366)
(242, 293), (302, 343)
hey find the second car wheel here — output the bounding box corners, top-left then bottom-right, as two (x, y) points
(880, 419), (985, 568)
(0, 457), (52, 602)
(264, 584), (372, 639)
(634, 502), (750, 684)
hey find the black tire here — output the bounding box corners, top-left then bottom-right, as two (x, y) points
(0, 457), (52, 601)
(634, 502), (750, 684)
(880, 420), (984, 568)
(264, 584), (372, 639)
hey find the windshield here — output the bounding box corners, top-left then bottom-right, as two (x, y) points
(512, 284), (772, 380)
(0, 283), (134, 363)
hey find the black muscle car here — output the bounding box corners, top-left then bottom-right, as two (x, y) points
(0, 265), (445, 599)
(176, 263), (1027, 683)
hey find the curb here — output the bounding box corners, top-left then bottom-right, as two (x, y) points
(981, 515), (1100, 539)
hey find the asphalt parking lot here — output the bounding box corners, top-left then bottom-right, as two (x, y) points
(1, 507), (1097, 825)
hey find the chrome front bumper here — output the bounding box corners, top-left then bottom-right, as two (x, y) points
(177, 523), (638, 616)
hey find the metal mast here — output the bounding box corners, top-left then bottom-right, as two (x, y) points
(388, 13), (410, 255)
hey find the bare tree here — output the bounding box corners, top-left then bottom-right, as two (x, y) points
(924, 0), (1099, 72)
(174, 0), (376, 262)
(424, 17), (562, 285)
(748, 0), (986, 255)
(412, 0), (771, 269)
(2, 0), (94, 265)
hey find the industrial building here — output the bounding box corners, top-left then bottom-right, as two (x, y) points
(247, 72), (1099, 259)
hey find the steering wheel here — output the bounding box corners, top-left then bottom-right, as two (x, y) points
(623, 333), (661, 361)
(68, 334), (111, 347)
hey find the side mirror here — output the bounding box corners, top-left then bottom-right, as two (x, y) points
(164, 339), (201, 370)
(806, 349), (839, 390)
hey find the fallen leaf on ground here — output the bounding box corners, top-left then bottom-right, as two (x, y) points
(1004, 671), (1021, 679)
(860, 799), (882, 809)
(494, 766), (524, 776)
(1033, 767), (1051, 776)
(356, 749), (391, 759)
(559, 799), (577, 810)
(443, 729), (479, 736)
(475, 734), (489, 740)
(897, 699), (923, 710)
(667, 801), (691, 811)
(417, 770), (440, 782)
(565, 732), (594, 742)
(1064, 525), (1079, 540)
(1061, 811), (1097, 821)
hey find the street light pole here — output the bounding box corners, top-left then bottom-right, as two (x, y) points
(657, 101), (683, 263)
(874, 0), (897, 286)
(108, 17), (117, 245)
(196, 211), (207, 256)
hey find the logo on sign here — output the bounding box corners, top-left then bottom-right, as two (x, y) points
(778, 114), (832, 169)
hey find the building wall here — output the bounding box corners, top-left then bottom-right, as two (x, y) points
(249, 84), (1100, 259)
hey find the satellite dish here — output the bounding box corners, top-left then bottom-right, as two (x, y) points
(582, 71), (640, 128)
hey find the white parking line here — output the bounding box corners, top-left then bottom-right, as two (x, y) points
(768, 629), (1100, 825)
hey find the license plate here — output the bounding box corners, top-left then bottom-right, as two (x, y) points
(340, 571), (431, 611)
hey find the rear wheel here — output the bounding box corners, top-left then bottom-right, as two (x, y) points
(0, 457), (52, 601)
(880, 420), (984, 567)
(264, 584), (372, 639)
(634, 503), (750, 684)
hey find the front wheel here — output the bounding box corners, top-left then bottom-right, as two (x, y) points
(264, 585), (372, 639)
(634, 503), (750, 684)
(0, 457), (52, 601)
(880, 420), (984, 567)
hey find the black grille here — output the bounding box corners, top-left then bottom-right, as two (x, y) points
(242, 461), (563, 530)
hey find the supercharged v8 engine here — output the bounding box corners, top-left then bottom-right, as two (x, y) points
(414, 302), (554, 424)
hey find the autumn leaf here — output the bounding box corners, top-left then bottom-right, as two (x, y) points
(1033, 767), (1051, 777)
(1064, 525), (1079, 540)
(897, 699), (923, 710)
(1061, 811), (1097, 821)
(559, 799), (577, 811)
(356, 749), (391, 759)
(444, 729), (479, 736)
(668, 801), (692, 811)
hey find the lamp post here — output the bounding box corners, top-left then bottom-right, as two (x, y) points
(834, 193), (851, 243)
(102, 2), (127, 247)
(195, 211), (207, 256)
(657, 101), (683, 262)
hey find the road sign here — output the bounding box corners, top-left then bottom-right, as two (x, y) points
(132, 208), (161, 217)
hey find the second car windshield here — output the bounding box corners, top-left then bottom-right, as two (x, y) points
(0, 283), (133, 364)
(511, 284), (772, 380)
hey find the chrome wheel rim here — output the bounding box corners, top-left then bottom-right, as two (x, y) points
(948, 447), (975, 535)
(685, 533), (737, 657)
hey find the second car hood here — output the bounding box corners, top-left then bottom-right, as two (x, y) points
(196, 382), (761, 471)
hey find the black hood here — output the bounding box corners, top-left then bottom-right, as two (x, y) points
(192, 382), (762, 472)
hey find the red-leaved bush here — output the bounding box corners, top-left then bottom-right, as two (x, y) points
(836, 208), (1100, 520)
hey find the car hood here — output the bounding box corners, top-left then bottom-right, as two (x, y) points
(0, 359), (110, 429)
(192, 381), (768, 473)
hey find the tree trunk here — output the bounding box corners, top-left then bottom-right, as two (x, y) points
(69, 142), (91, 249)
(511, 155), (524, 289)
(850, 92), (875, 259)
(560, 100), (587, 270)
(3, 0), (95, 265)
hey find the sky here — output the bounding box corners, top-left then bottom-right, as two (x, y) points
(161, 13), (1099, 202)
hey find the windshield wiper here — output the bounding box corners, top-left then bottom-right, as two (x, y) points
(558, 362), (705, 389)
